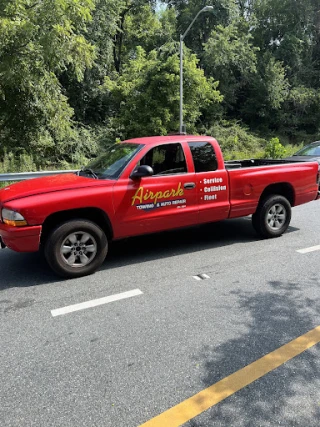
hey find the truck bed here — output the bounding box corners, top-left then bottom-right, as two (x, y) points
(225, 158), (304, 169)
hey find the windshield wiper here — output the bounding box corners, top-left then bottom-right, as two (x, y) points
(78, 168), (99, 179)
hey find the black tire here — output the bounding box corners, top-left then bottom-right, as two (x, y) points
(44, 219), (108, 278)
(252, 194), (291, 238)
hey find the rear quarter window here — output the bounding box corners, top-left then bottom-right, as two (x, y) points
(188, 142), (218, 172)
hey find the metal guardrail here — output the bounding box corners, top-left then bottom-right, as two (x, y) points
(0, 170), (77, 182)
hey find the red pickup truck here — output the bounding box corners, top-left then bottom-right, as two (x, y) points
(0, 135), (319, 278)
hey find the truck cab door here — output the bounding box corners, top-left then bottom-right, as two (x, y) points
(187, 141), (230, 223)
(112, 142), (198, 238)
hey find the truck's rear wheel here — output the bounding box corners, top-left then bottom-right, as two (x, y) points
(45, 219), (108, 278)
(252, 195), (291, 238)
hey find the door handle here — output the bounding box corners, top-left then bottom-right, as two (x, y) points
(184, 182), (196, 189)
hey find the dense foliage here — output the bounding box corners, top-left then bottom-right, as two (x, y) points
(1, 0), (320, 170)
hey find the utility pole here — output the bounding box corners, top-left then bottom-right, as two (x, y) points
(179, 6), (214, 134)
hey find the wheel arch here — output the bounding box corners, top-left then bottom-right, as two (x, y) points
(40, 207), (113, 245)
(258, 183), (295, 208)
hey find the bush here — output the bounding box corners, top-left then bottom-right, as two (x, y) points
(264, 137), (287, 158)
(0, 152), (37, 188)
(208, 122), (304, 160)
(0, 151), (37, 174)
(0, 125), (103, 173)
(208, 121), (266, 159)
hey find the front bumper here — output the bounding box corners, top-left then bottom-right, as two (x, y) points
(0, 223), (42, 252)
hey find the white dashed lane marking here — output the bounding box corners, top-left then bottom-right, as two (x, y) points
(193, 274), (210, 281)
(297, 245), (320, 254)
(51, 289), (143, 317)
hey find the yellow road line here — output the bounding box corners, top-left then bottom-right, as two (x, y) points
(139, 325), (320, 427)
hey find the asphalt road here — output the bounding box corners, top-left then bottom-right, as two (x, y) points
(1, 200), (320, 427)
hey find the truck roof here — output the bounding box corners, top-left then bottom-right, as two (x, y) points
(124, 134), (215, 145)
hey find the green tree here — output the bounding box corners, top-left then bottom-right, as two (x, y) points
(103, 45), (222, 138)
(62, 1), (171, 126)
(113, 0), (157, 73)
(2, 0), (320, 170)
(59, 0), (125, 125)
(240, 55), (289, 129)
(279, 86), (320, 139)
(204, 20), (259, 111)
(164, 0), (237, 57)
(250, 0), (320, 137)
(0, 0), (95, 161)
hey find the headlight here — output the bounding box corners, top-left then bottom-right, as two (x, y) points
(2, 208), (27, 227)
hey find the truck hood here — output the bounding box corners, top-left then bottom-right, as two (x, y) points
(0, 173), (115, 203)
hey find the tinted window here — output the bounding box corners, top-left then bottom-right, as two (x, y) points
(139, 143), (187, 175)
(188, 142), (218, 172)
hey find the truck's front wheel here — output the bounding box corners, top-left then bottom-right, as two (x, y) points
(252, 195), (291, 238)
(45, 219), (108, 278)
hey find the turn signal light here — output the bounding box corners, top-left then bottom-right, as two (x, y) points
(3, 219), (28, 227)
(2, 208), (28, 227)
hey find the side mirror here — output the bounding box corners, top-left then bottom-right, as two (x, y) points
(130, 165), (154, 179)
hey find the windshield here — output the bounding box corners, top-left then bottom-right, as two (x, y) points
(294, 143), (320, 156)
(81, 143), (143, 179)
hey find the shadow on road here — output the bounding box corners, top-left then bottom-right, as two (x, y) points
(187, 276), (320, 426)
(0, 217), (299, 290)
(105, 218), (299, 270)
